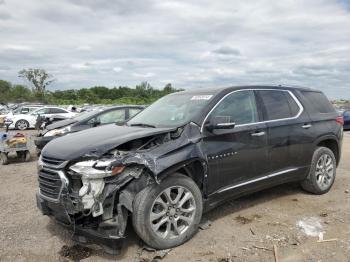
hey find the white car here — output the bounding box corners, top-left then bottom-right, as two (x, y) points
(6, 107), (77, 130)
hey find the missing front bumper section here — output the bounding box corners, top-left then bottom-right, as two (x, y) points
(36, 193), (128, 242)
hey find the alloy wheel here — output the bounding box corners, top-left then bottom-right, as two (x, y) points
(17, 120), (28, 130)
(315, 153), (335, 190)
(150, 186), (196, 239)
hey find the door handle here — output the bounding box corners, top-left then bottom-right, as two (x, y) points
(251, 131), (266, 137)
(302, 124), (312, 129)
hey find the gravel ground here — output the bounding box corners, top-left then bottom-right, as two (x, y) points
(1, 129), (350, 262)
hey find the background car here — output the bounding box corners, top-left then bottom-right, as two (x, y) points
(5, 106), (77, 130)
(35, 105), (144, 152)
(1, 105), (42, 126)
(343, 110), (350, 130)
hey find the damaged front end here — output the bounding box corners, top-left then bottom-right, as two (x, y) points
(36, 123), (205, 246)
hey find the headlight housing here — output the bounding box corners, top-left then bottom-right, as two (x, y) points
(69, 160), (125, 179)
(44, 125), (71, 137)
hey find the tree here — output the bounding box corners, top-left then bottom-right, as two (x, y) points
(0, 80), (11, 103)
(9, 85), (32, 102)
(18, 68), (54, 94)
(163, 83), (175, 94)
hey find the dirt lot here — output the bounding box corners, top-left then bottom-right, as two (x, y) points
(0, 130), (350, 262)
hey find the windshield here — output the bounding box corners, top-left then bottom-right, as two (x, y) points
(127, 93), (214, 128)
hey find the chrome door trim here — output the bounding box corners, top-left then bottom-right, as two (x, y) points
(215, 168), (298, 194)
(200, 89), (304, 133)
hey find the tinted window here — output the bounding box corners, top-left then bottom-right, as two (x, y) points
(302, 91), (335, 113)
(49, 108), (67, 114)
(32, 108), (49, 115)
(21, 108), (30, 114)
(129, 108), (142, 118)
(97, 109), (125, 124)
(259, 90), (300, 120)
(344, 111), (350, 117)
(209, 90), (258, 125)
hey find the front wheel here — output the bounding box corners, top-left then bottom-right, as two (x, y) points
(301, 147), (336, 194)
(15, 120), (29, 130)
(132, 173), (203, 250)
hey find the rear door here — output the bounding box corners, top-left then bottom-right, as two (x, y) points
(257, 90), (312, 180)
(203, 90), (269, 195)
(48, 108), (69, 117)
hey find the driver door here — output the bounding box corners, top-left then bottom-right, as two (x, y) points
(202, 90), (269, 196)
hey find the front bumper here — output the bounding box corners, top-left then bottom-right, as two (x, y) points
(36, 172), (128, 242)
(36, 192), (125, 253)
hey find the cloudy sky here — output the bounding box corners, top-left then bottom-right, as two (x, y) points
(1, 0), (350, 98)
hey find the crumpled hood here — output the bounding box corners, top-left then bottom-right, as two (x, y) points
(42, 124), (175, 160)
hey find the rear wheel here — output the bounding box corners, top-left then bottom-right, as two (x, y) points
(0, 152), (9, 165)
(15, 120), (29, 130)
(132, 173), (203, 250)
(301, 147), (336, 194)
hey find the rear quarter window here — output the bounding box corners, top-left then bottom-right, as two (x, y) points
(258, 90), (301, 121)
(301, 91), (335, 113)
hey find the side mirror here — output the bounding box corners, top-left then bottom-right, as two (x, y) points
(89, 118), (101, 127)
(205, 116), (235, 132)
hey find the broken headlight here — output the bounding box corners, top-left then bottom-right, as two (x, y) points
(69, 160), (125, 179)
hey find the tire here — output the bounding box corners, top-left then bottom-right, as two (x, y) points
(0, 152), (9, 165)
(301, 147), (336, 194)
(24, 150), (31, 162)
(132, 173), (203, 250)
(15, 120), (29, 130)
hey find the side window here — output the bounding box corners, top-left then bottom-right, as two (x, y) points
(21, 107), (30, 114)
(129, 108), (142, 118)
(258, 90), (300, 120)
(34, 108), (48, 115)
(209, 90), (258, 125)
(97, 109), (126, 124)
(344, 111), (350, 117)
(301, 91), (335, 113)
(28, 107), (39, 113)
(49, 108), (67, 114)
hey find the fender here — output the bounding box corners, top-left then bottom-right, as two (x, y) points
(157, 157), (208, 196)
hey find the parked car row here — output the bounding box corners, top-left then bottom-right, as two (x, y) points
(4, 106), (76, 130)
(35, 105), (144, 154)
(35, 85), (343, 252)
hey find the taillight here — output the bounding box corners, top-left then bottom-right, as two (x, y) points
(336, 116), (344, 126)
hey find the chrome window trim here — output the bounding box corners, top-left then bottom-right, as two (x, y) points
(200, 89), (304, 132)
(215, 168), (298, 194)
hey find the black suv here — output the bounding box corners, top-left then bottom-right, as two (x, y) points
(36, 86), (343, 251)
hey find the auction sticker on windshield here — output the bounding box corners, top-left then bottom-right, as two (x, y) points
(191, 95), (213, 100)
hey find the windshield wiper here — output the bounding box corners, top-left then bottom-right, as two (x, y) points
(130, 123), (156, 128)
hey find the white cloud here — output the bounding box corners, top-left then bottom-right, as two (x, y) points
(0, 0), (350, 98)
(132, 72), (155, 78)
(113, 67), (123, 73)
(2, 44), (32, 51)
(76, 45), (92, 51)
